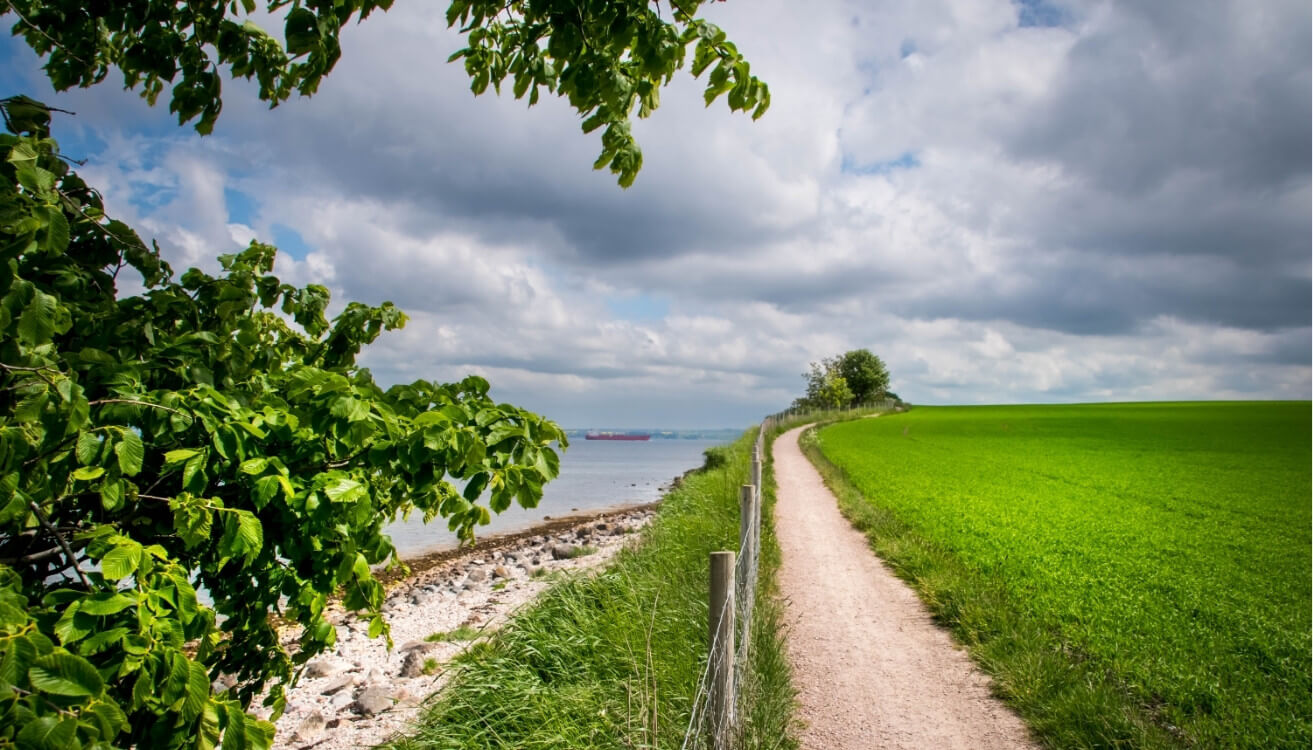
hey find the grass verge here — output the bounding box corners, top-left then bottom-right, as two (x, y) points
(387, 429), (798, 749)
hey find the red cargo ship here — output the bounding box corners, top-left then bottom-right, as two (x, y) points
(585, 432), (651, 441)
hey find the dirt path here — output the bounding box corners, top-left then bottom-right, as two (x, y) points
(772, 425), (1037, 750)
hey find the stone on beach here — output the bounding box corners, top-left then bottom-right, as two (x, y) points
(291, 711), (326, 744)
(305, 659), (346, 679)
(353, 686), (394, 717)
(319, 675), (355, 696)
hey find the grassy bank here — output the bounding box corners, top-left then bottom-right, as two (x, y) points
(388, 429), (797, 749)
(804, 402), (1311, 749)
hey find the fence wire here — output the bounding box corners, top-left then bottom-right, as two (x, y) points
(681, 404), (894, 749)
(679, 422), (768, 750)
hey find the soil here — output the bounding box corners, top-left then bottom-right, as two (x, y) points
(772, 425), (1038, 749)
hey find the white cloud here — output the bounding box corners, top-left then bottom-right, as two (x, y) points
(5, 0), (1306, 426)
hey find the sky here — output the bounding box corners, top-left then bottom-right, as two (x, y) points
(1, 0), (1309, 428)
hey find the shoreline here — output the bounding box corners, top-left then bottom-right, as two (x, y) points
(374, 500), (663, 587)
(270, 503), (663, 750)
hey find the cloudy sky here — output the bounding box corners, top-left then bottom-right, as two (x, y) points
(2, 0), (1309, 428)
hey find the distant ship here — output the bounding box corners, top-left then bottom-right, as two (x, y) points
(585, 432), (652, 441)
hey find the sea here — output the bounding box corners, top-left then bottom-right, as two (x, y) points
(383, 438), (725, 558)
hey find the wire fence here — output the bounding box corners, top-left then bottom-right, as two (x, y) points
(679, 423), (767, 750)
(679, 401), (900, 749)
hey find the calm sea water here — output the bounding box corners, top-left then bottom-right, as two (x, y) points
(384, 438), (724, 557)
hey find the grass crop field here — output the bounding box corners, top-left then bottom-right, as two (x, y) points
(387, 429), (796, 750)
(809, 402), (1311, 749)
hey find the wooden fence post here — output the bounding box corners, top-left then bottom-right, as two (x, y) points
(739, 485), (755, 576)
(709, 550), (736, 750)
(751, 450), (762, 497)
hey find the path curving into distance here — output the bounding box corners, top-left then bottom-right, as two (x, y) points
(772, 425), (1038, 750)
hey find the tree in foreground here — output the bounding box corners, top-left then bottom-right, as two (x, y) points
(2, 0), (770, 187)
(0, 0), (769, 747)
(0, 99), (569, 748)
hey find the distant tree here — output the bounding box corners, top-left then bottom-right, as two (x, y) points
(836, 349), (890, 404)
(798, 350), (892, 409)
(815, 370), (853, 409)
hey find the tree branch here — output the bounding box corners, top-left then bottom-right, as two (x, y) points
(89, 397), (191, 418)
(28, 501), (90, 588)
(0, 543), (64, 565)
(2, 2), (90, 68)
(0, 361), (60, 388)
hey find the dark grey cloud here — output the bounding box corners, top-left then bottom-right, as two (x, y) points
(1008, 0), (1311, 195)
(891, 246), (1310, 336)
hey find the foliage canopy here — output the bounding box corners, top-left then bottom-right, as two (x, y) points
(797, 349), (891, 409)
(0, 97), (567, 748)
(0, 2), (771, 746)
(834, 348), (889, 404)
(2, 0), (770, 186)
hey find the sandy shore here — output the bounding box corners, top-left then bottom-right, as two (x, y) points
(265, 504), (659, 750)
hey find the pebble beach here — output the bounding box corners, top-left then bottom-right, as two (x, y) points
(264, 505), (659, 750)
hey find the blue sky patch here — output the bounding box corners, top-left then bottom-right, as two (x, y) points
(270, 223), (314, 261)
(841, 151), (921, 176)
(224, 187), (258, 226)
(606, 293), (669, 322)
(1015, 0), (1066, 28)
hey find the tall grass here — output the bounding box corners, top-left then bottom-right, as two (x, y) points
(387, 429), (797, 749)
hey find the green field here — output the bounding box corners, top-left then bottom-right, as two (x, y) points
(811, 402), (1311, 749)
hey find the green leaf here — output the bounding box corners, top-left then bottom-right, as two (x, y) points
(324, 477), (366, 504)
(17, 289), (59, 344)
(87, 697), (128, 738)
(199, 701), (222, 750)
(71, 466), (104, 481)
(183, 454), (206, 490)
(331, 396), (370, 422)
(79, 592), (136, 616)
(367, 615), (383, 639)
(162, 651), (189, 704)
(230, 511), (263, 563)
(284, 7), (320, 55)
(164, 448), (201, 465)
(75, 432), (101, 465)
(100, 479), (124, 511)
(183, 660), (209, 721)
(174, 503), (213, 548)
(222, 702), (248, 750)
(0, 633), (36, 686)
(53, 602), (91, 644)
(114, 431), (144, 476)
(44, 204), (69, 253)
(100, 543), (142, 580)
(239, 457), (268, 475)
(29, 651), (104, 696)
(15, 715), (77, 750)
(78, 627), (128, 655)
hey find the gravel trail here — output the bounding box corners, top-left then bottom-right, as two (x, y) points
(772, 425), (1037, 750)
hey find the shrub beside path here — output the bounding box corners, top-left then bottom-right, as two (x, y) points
(772, 425), (1037, 749)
